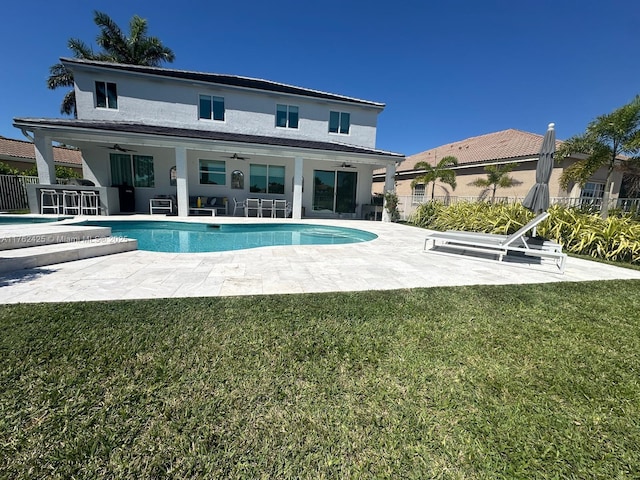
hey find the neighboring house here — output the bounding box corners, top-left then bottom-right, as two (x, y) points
(14, 57), (403, 218)
(0, 136), (83, 175)
(373, 128), (632, 208)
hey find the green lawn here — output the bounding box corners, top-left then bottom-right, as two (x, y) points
(1, 281), (639, 479)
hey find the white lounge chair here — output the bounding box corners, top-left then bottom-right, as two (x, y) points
(423, 212), (567, 273)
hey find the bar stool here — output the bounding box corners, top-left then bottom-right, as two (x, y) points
(80, 191), (100, 215)
(40, 189), (61, 214)
(62, 190), (81, 215)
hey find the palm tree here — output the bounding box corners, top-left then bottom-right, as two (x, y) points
(470, 163), (521, 203)
(411, 155), (458, 200)
(556, 96), (640, 217)
(47, 11), (175, 116)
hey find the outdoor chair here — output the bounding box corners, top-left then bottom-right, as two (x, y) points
(40, 189), (61, 214)
(245, 198), (261, 217)
(62, 190), (81, 215)
(260, 199), (274, 218)
(423, 212), (567, 273)
(232, 197), (246, 216)
(273, 199), (289, 218)
(80, 191), (100, 215)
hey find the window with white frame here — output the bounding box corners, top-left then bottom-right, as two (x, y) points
(276, 104), (299, 129)
(199, 159), (226, 185)
(95, 81), (118, 109)
(249, 164), (285, 194)
(412, 184), (425, 204)
(329, 111), (350, 134)
(199, 95), (225, 121)
(580, 182), (605, 205)
(110, 153), (154, 187)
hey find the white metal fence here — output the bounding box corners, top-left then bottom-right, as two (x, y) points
(397, 195), (640, 221)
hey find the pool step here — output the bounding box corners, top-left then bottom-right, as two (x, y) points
(0, 225), (112, 251)
(0, 236), (138, 273)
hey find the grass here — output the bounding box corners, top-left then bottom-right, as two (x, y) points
(1, 281), (640, 479)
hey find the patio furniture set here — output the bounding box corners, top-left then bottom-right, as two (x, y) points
(149, 196), (291, 218)
(40, 188), (101, 215)
(235, 198), (291, 218)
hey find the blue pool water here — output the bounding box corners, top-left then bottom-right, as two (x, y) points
(0, 215), (68, 224)
(75, 220), (377, 253)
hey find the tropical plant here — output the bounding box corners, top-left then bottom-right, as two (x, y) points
(21, 165), (81, 179)
(470, 163), (520, 203)
(0, 161), (19, 175)
(47, 10), (175, 116)
(409, 201), (640, 264)
(383, 190), (400, 222)
(411, 155), (458, 200)
(556, 95), (640, 218)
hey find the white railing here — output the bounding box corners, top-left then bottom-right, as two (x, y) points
(396, 195), (640, 221)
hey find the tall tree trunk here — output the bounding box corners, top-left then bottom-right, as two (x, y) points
(600, 178), (613, 219)
(600, 161), (616, 219)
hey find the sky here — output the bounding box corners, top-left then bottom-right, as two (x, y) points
(1, 0), (638, 156)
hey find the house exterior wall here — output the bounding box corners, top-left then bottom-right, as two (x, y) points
(379, 157), (625, 204)
(72, 69), (380, 149)
(81, 144), (378, 215)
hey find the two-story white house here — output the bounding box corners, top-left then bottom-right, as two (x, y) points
(14, 57), (403, 219)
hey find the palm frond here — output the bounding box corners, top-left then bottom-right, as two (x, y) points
(60, 90), (76, 116)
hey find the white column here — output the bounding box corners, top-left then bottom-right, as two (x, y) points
(382, 162), (396, 222)
(292, 156), (304, 219)
(33, 131), (56, 184)
(175, 146), (189, 217)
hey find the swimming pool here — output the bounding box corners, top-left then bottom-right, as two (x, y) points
(75, 220), (378, 253)
(0, 215), (69, 224)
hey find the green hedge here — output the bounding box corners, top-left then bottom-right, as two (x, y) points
(410, 201), (640, 264)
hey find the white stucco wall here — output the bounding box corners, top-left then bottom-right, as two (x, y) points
(72, 69), (380, 148)
(80, 143), (378, 215)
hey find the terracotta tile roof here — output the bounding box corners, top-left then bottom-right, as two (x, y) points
(0, 136), (83, 166)
(399, 128), (562, 172)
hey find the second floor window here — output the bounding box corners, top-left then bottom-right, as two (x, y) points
(329, 111), (350, 134)
(276, 104), (299, 129)
(95, 81), (118, 109)
(199, 95), (225, 121)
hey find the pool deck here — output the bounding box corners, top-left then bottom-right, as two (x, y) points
(1, 215), (640, 303)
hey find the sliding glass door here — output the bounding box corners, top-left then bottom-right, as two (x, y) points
(313, 170), (357, 213)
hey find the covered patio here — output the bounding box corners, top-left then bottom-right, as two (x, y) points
(14, 119), (402, 221)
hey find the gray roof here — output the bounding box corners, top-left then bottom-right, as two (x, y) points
(61, 57), (386, 109)
(13, 118), (404, 158)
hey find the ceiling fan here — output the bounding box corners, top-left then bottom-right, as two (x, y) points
(101, 144), (137, 152)
(227, 153), (249, 161)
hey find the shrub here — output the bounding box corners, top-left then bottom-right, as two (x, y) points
(383, 191), (400, 222)
(409, 201), (640, 264)
(0, 161), (19, 175)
